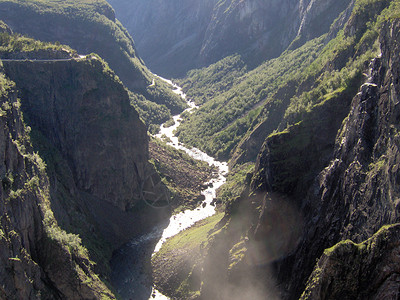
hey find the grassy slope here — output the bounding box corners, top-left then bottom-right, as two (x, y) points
(175, 37), (325, 160)
(176, 55), (248, 105)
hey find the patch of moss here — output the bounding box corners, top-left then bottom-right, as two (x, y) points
(228, 239), (247, 270)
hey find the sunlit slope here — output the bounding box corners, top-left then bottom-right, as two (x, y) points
(175, 38), (325, 160)
(176, 0), (394, 164)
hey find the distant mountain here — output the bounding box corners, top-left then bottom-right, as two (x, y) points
(108, 0), (351, 77)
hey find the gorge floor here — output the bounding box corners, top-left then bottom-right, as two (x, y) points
(110, 78), (229, 300)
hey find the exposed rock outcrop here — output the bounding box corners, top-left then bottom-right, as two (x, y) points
(108, 0), (218, 77)
(301, 224), (400, 300)
(3, 58), (149, 211)
(2, 57), (170, 249)
(0, 74), (115, 299)
(174, 3), (400, 300)
(254, 18), (400, 299)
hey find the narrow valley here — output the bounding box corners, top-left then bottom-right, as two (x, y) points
(111, 78), (228, 300)
(0, 0), (400, 300)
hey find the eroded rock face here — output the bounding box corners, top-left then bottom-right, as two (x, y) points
(0, 80), (114, 299)
(0, 88), (48, 300)
(200, 0), (299, 69)
(301, 224), (400, 300)
(108, 0), (218, 77)
(208, 12), (400, 300)
(2, 57), (170, 250)
(271, 19), (400, 299)
(3, 58), (149, 211)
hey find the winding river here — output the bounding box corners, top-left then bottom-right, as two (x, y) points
(110, 78), (228, 300)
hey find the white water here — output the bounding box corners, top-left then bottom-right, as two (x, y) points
(147, 78), (228, 299)
(111, 77), (228, 300)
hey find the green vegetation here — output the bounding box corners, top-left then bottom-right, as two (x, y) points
(44, 211), (88, 259)
(228, 239), (247, 270)
(155, 213), (223, 256)
(368, 156), (387, 173)
(152, 213), (223, 299)
(176, 55), (248, 105)
(149, 137), (216, 212)
(175, 37), (325, 159)
(256, 0), (400, 195)
(175, 0), (399, 162)
(216, 163), (254, 207)
(0, 72), (14, 100)
(302, 224), (400, 299)
(145, 77), (188, 115)
(0, 31), (74, 55)
(0, 0), (135, 58)
(129, 91), (172, 134)
(0, 0), (186, 130)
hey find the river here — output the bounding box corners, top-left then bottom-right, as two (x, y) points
(110, 78), (228, 300)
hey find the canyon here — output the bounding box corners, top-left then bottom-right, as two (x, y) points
(0, 0), (399, 299)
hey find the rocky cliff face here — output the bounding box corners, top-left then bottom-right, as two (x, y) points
(0, 73), (115, 299)
(3, 58), (149, 211)
(289, 18), (400, 299)
(108, 0), (352, 77)
(2, 56), (170, 249)
(0, 14), (174, 296)
(301, 224), (400, 300)
(250, 16), (400, 300)
(156, 2), (400, 300)
(107, 0), (218, 77)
